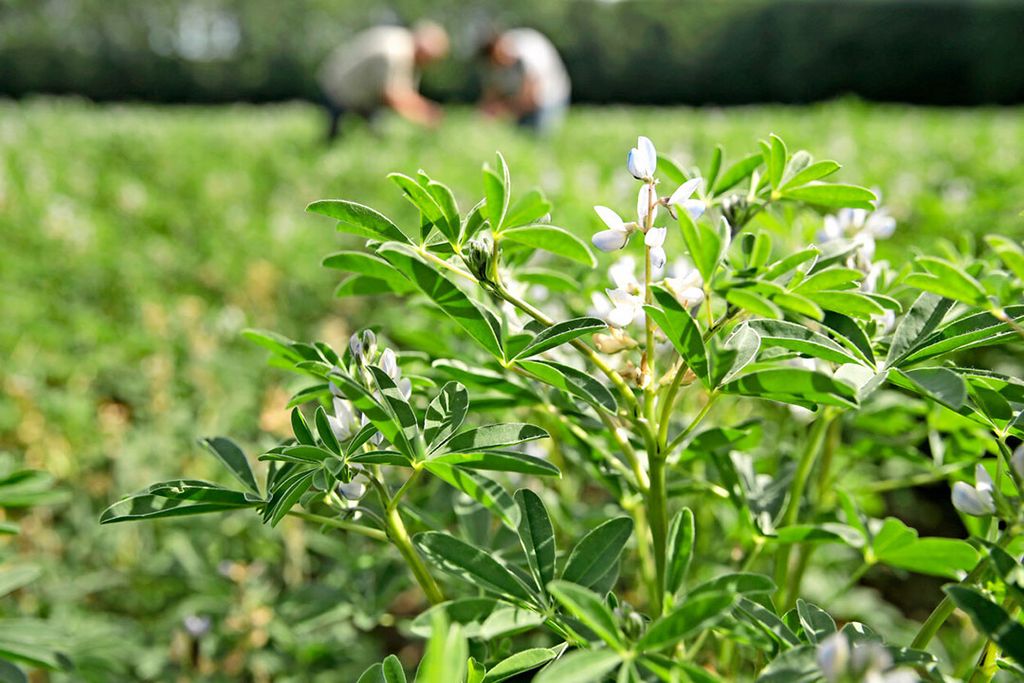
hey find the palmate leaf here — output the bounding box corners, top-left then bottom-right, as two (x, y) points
(561, 517), (633, 589)
(415, 531), (537, 603)
(795, 600), (837, 644)
(306, 199), (409, 243)
(501, 225), (596, 266)
(378, 242), (504, 360)
(515, 490), (556, 592)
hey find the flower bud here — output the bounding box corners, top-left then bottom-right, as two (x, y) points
(349, 330), (377, 365)
(721, 193), (750, 229)
(463, 236), (495, 282)
(951, 465), (995, 517)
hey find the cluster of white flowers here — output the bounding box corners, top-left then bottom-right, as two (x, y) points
(590, 136), (707, 330)
(816, 632), (916, 683)
(818, 206), (896, 265)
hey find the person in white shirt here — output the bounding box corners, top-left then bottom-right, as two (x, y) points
(318, 21), (449, 140)
(478, 28), (571, 134)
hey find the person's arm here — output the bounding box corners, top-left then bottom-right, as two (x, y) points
(382, 86), (442, 127)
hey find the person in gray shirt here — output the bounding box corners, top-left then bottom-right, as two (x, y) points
(478, 28), (571, 135)
(318, 21), (449, 140)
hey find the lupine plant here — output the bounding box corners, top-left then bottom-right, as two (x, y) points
(102, 134), (1024, 682)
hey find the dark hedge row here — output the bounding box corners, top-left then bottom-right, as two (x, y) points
(2, 0), (1023, 105)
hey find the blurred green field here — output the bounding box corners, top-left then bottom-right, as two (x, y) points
(1, 98), (1023, 680)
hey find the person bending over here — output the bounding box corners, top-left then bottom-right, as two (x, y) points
(318, 21), (449, 140)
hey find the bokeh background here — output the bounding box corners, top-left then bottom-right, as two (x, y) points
(1, 0), (1023, 681)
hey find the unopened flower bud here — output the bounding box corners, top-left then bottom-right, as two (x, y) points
(594, 329), (637, 354)
(463, 236), (495, 282)
(721, 194), (750, 230)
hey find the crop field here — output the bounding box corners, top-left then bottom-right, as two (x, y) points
(2, 99), (1024, 681)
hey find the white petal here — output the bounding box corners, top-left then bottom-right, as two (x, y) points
(593, 229), (629, 252)
(399, 377), (412, 400)
(590, 291), (612, 317)
(681, 198), (706, 221)
(650, 246), (666, 271)
(594, 205), (626, 231)
(608, 256), (638, 290)
(637, 184), (658, 225)
(645, 226), (667, 248)
(379, 348), (399, 379)
(975, 464), (994, 494)
(638, 136), (657, 174)
(627, 148), (644, 180)
(607, 305), (637, 328)
(816, 633), (850, 683)
(606, 287), (638, 308)
(1013, 445), (1024, 482)
(680, 286), (705, 304)
(668, 177), (702, 205)
(952, 481), (994, 516)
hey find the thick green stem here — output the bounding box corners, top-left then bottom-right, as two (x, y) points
(385, 501), (445, 605)
(648, 451), (669, 615)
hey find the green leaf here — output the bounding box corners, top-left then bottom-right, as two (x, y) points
(515, 489), (557, 591)
(265, 469), (317, 526)
(645, 286), (710, 387)
(744, 319), (865, 366)
(763, 246), (820, 280)
(795, 600), (836, 644)
(679, 212), (726, 283)
(791, 267), (862, 293)
(439, 423), (548, 455)
(505, 188), (552, 228)
(768, 134), (787, 189)
(416, 612), (468, 683)
(483, 648), (558, 683)
(199, 437), (260, 495)
(0, 566), (41, 599)
(501, 225), (596, 267)
(322, 251), (413, 293)
(710, 324), (761, 386)
(657, 154), (688, 186)
(516, 268), (579, 292)
(415, 531), (536, 603)
(945, 586), (1024, 664)
(382, 654), (408, 683)
(99, 493), (257, 524)
(900, 367), (967, 409)
(0, 661), (27, 683)
(821, 312), (875, 366)
(712, 153), (762, 194)
(290, 408), (315, 446)
(736, 597), (802, 648)
(533, 649), (622, 683)
(431, 451), (559, 477)
(410, 599), (545, 640)
(665, 508), (695, 598)
(562, 517), (633, 589)
(356, 663), (384, 683)
(424, 382), (469, 449)
(483, 153), (511, 231)
(378, 242), (504, 360)
(514, 317), (606, 360)
(770, 290), (824, 321)
(722, 368), (858, 409)
(367, 365), (420, 448)
(726, 288), (782, 319)
(886, 293), (953, 366)
(517, 359), (617, 413)
(548, 581), (624, 648)
(872, 517), (979, 578)
(314, 405), (342, 454)
(422, 463), (521, 529)
(986, 235), (1024, 281)
(426, 180), (461, 246)
(636, 591), (735, 652)
(687, 572), (775, 599)
(388, 173), (448, 241)
(909, 256), (988, 305)
(781, 161), (841, 190)
(780, 183), (877, 210)
(306, 199), (408, 243)
(898, 305), (1024, 366)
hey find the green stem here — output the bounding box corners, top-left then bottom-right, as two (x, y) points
(384, 500), (445, 605)
(825, 562), (870, 607)
(657, 361), (688, 448)
(773, 413), (834, 606)
(647, 451), (669, 616)
(664, 393), (719, 457)
(969, 637), (1001, 683)
(287, 511), (388, 542)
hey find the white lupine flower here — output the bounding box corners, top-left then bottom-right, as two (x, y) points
(336, 480), (366, 501)
(817, 632), (850, 683)
(645, 227), (667, 270)
(328, 397), (357, 441)
(349, 330), (377, 364)
(592, 205), (634, 252)
(663, 260), (704, 307)
(952, 465), (996, 516)
(605, 288), (644, 328)
(609, 255), (641, 291)
(1013, 444), (1024, 481)
(668, 177), (706, 221)
(627, 135), (657, 180)
(637, 183), (659, 226)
